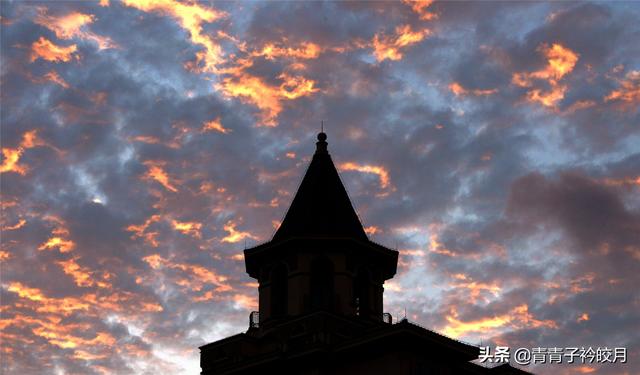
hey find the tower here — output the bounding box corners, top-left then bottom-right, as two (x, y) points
(244, 131), (398, 326)
(200, 132), (531, 375)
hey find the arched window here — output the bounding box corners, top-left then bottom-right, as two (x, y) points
(271, 263), (288, 317)
(310, 256), (334, 311)
(354, 268), (371, 317)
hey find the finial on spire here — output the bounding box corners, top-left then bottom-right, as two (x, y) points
(316, 121), (328, 153)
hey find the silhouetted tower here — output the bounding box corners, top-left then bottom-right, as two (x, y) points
(244, 132), (397, 326)
(200, 132), (531, 375)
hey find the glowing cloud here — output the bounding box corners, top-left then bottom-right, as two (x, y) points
(403, 0), (438, 20)
(38, 236), (76, 253)
(143, 162), (179, 192)
(442, 304), (557, 338)
(232, 294), (257, 310)
(600, 176), (640, 187)
(441, 307), (510, 338)
(578, 312), (590, 322)
(44, 70), (70, 88)
(450, 274), (501, 303)
(122, 0), (227, 73)
(29, 37), (78, 63)
(126, 214), (161, 247)
(428, 231), (458, 257)
(605, 70), (640, 109)
(56, 258), (111, 289)
(0, 148), (27, 175)
(171, 219), (203, 239)
(202, 117), (230, 134)
(6, 282), (90, 315)
(217, 73), (318, 126)
(3, 219), (26, 231)
(142, 254), (230, 292)
(511, 43), (579, 108)
(364, 226), (381, 235)
(339, 162), (391, 190)
(372, 24), (430, 62)
(449, 82), (498, 97)
(252, 42), (322, 60)
(37, 215), (76, 253)
(221, 220), (258, 243)
(34, 8), (116, 50)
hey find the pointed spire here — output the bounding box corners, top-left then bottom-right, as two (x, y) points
(273, 131), (367, 241)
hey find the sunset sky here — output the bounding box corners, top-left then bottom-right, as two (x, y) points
(1, 1), (639, 374)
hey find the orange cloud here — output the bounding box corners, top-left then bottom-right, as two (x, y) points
(73, 350), (108, 361)
(525, 86), (568, 108)
(229, 254), (244, 261)
(221, 220), (258, 243)
(29, 37), (78, 63)
(21, 130), (47, 149)
(442, 307), (510, 338)
(575, 366), (596, 373)
(563, 99), (596, 114)
(252, 41), (322, 60)
(143, 161), (179, 192)
(217, 72), (318, 126)
(5, 311), (115, 351)
(232, 294), (257, 310)
(37, 215), (76, 253)
(449, 82), (498, 97)
(126, 214), (161, 247)
(364, 226), (381, 235)
(511, 43), (579, 108)
(605, 70), (640, 109)
(450, 274), (501, 303)
(1, 148), (27, 175)
(403, 0), (437, 20)
(4, 279), (163, 351)
(28, 70), (71, 88)
(428, 231), (458, 257)
(38, 236), (76, 253)
(6, 282), (90, 316)
(339, 162), (391, 189)
(56, 258), (111, 288)
(513, 43), (579, 85)
(123, 1), (322, 127)
(34, 8), (116, 50)
(577, 312), (590, 322)
(600, 176), (640, 187)
(122, 0), (226, 73)
(202, 117), (231, 134)
(44, 70), (70, 88)
(128, 135), (180, 149)
(442, 304), (557, 338)
(143, 254), (230, 292)
(372, 24), (430, 62)
(171, 219), (202, 239)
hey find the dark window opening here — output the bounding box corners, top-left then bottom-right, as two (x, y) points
(354, 268), (371, 317)
(310, 256), (334, 311)
(271, 264), (288, 317)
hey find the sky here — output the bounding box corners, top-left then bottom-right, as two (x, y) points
(1, 1), (639, 374)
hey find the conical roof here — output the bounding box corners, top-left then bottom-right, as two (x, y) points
(272, 132), (368, 241)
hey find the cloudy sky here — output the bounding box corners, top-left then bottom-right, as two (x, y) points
(1, 1), (639, 374)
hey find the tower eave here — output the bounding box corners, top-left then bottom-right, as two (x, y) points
(244, 237), (398, 280)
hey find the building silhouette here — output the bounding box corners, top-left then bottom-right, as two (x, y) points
(200, 132), (531, 374)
